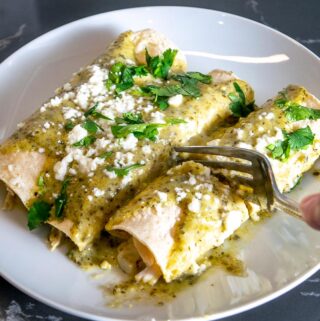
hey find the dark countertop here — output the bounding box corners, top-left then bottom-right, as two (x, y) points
(0, 1), (320, 320)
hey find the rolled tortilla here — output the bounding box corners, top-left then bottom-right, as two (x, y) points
(106, 86), (320, 284)
(0, 29), (254, 251)
(207, 85), (320, 192)
(106, 161), (250, 283)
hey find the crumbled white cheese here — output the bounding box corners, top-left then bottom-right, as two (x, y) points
(67, 124), (88, 145)
(188, 174), (197, 185)
(265, 112), (275, 120)
(76, 84), (91, 109)
(195, 192), (203, 200)
(63, 83), (72, 91)
(203, 194), (211, 201)
(168, 94), (183, 107)
(88, 195), (93, 202)
(17, 122), (25, 129)
(150, 111), (166, 124)
(63, 107), (82, 120)
(69, 168), (77, 175)
(38, 148), (45, 153)
(121, 174), (132, 188)
(53, 153), (73, 181)
(156, 191), (168, 202)
(188, 197), (201, 213)
(43, 121), (51, 129)
(50, 96), (62, 107)
(104, 169), (117, 179)
(175, 187), (187, 202)
(119, 134), (138, 151)
(7, 164), (14, 172)
(142, 145), (152, 154)
(93, 188), (105, 197)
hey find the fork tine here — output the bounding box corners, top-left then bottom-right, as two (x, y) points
(183, 159), (254, 174)
(174, 146), (256, 162)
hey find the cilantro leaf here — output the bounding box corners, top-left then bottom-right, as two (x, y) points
(99, 151), (113, 159)
(82, 119), (104, 134)
(275, 99), (320, 121)
(106, 163), (145, 177)
(72, 135), (96, 147)
(64, 121), (75, 131)
(111, 123), (164, 141)
(55, 178), (70, 218)
(115, 112), (144, 124)
(27, 200), (52, 230)
(267, 126), (314, 161)
(228, 82), (254, 117)
(106, 62), (148, 93)
(285, 126), (314, 150)
(84, 103), (111, 120)
(37, 173), (46, 196)
(184, 72), (212, 84)
(145, 48), (177, 79)
(165, 118), (187, 125)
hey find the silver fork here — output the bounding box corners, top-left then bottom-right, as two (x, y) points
(174, 146), (302, 220)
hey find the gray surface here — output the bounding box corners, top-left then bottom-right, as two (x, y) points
(1, 0), (320, 320)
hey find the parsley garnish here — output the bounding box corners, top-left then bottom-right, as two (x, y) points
(37, 173), (46, 196)
(106, 62), (148, 93)
(106, 163), (145, 177)
(115, 112), (144, 124)
(111, 123), (164, 141)
(228, 82), (254, 117)
(84, 103), (111, 120)
(145, 48), (177, 79)
(27, 200), (52, 230)
(111, 113), (186, 141)
(64, 121), (75, 131)
(165, 118), (187, 125)
(275, 99), (320, 121)
(55, 178), (70, 218)
(267, 126), (314, 161)
(72, 135), (96, 147)
(99, 151), (113, 159)
(82, 119), (104, 134)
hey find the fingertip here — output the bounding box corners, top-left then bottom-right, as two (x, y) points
(300, 194), (320, 230)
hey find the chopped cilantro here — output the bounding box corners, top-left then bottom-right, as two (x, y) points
(106, 62), (148, 93)
(27, 200), (52, 230)
(55, 178), (70, 218)
(274, 99), (320, 121)
(111, 123), (164, 141)
(267, 126), (314, 161)
(228, 82), (254, 117)
(37, 173), (45, 196)
(183, 72), (212, 84)
(64, 121), (75, 131)
(72, 135), (96, 147)
(165, 118), (187, 125)
(82, 119), (104, 134)
(106, 163), (145, 177)
(99, 151), (113, 159)
(111, 114), (186, 141)
(115, 112), (144, 124)
(145, 48), (177, 79)
(84, 103), (111, 120)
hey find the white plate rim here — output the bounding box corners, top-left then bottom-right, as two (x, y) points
(0, 6), (320, 321)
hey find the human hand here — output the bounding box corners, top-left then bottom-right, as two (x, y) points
(300, 194), (320, 230)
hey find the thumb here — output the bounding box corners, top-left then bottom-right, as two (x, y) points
(300, 194), (320, 230)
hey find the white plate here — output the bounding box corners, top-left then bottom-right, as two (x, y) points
(1, 6), (320, 321)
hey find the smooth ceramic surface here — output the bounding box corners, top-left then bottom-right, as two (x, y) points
(0, 6), (320, 321)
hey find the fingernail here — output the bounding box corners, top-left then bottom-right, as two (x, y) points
(300, 195), (320, 230)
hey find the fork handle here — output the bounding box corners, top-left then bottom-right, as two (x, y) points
(273, 195), (302, 220)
